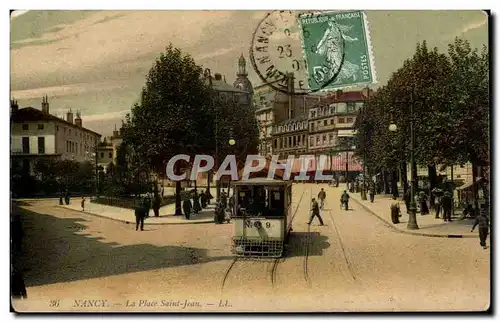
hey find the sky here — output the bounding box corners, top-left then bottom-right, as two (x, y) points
(10, 10), (488, 136)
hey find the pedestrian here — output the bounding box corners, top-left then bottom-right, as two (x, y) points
(434, 194), (442, 219)
(134, 201), (146, 231)
(59, 193), (64, 205)
(419, 191), (429, 215)
(81, 197), (86, 212)
(369, 184), (375, 203)
(390, 196), (401, 224)
(318, 188), (326, 210)
(193, 190), (202, 214)
(64, 190), (70, 205)
(341, 190), (350, 210)
(152, 194), (161, 217)
(183, 198), (192, 220)
(307, 198), (324, 226)
(200, 191), (207, 208)
(441, 192), (453, 222)
(471, 209), (489, 249)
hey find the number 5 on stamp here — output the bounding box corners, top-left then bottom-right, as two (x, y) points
(298, 10), (377, 91)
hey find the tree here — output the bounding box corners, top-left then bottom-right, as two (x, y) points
(123, 44), (215, 215)
(354, 38), (489, 204)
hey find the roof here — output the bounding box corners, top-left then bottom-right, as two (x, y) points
(11, 107), (101, 137)
(205, 78), (248, 94)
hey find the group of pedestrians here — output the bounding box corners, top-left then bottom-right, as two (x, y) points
(307, 188), (351, 226)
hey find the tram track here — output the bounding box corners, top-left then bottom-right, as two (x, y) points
(303, 187), (313, 283)
(326, 201), (357, 281)
(220, 187), (307, 293)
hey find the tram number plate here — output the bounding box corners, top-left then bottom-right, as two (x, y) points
(244, 220), (272, 229)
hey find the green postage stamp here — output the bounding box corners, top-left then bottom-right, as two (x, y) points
(298, 10), (377, 91)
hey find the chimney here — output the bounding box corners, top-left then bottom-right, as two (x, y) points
(361, 87), (371, 99)
(214, 73), (222, 81)
(42, 95), (50, 114)
(66, 109), (74, 124)
(74, 110), (82, 127)
(10, 99), (19, 114)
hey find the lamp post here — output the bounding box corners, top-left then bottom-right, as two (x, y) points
(389, 116), (418, 230)
(205, 68), (218, 203)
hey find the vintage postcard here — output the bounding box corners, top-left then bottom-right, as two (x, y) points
(10, 9), (491, 313)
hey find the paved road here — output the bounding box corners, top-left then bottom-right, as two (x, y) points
(12, 184), (490, 312)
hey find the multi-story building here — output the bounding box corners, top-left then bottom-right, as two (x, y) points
(253, 74), (323, 157)
(308, 88), (371, 155)
(271, 117), (308, 159)
(10, 98), (101, 175)
(255, 105), (273, 156)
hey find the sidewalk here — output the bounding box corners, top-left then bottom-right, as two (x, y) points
(58, 195), (220, 225)
(349, 191), (477, 238)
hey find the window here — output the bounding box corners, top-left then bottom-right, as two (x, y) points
(298, 136), (301, 144)
(311, 111), (316, 118)
(338, 117), (345, 124)
(22, 124), (29, 130)
(273, 139), (277, 149)
(317, 121), (321, 127)
(109, 152), (112, 158)
(323, 135), (327, 143)
(330, 119), (334, 125)
(75, 143), (78, 154)
(347, 102), (356, 113)
(310, 123), (315, 132)
(69, 129), (71, 135)
(310, 137), (314, 147)
(316, 136), (320, 144)
(100, 152), (104, 158)
(329, 134), (334, 144)
(337, 103), (347, 113)
(324, 120), (328, 126)
(290, 109), (295, 119)
(38, 124), (44, 130)
(38, 137), (45, 154)
(347, 117), (353, 123)
(22, 137), (29, 153)
(293, 136), (296, 146)
(56, 126), (59, 131)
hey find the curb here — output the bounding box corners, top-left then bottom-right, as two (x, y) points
(350, 197), (475, 239)
(56, 206), (214, 225)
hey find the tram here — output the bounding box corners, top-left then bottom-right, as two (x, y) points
(230, 159), (293, 258)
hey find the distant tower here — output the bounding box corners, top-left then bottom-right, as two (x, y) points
(41, 95), (49, 114)
(233, 53), (254, 99)
(75, 110), (82, 127)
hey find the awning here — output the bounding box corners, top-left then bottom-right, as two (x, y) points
(278, 153), (362, 173)
(457, 177), (486, 190)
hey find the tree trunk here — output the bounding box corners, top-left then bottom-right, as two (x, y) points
(472, 161), (479, 212)
(428, 165), (437, 207)
(401, 160), (408, 198)
(391, 168), (399, 198)
(174, 163), (182, 216)
(383, 168), (390, 194)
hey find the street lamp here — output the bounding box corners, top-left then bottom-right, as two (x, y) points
(229, 138), (236, 146)
(205, 68), (219, 204)
(389, 109), (418, 230)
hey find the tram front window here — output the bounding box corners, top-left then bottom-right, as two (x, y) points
(269, 187), (285, 217)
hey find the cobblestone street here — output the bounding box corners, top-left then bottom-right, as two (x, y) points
(12, 183), (490, 312)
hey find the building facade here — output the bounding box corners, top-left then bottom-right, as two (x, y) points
(10, 98), (101, 175)
(308, 89), (370, 155)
